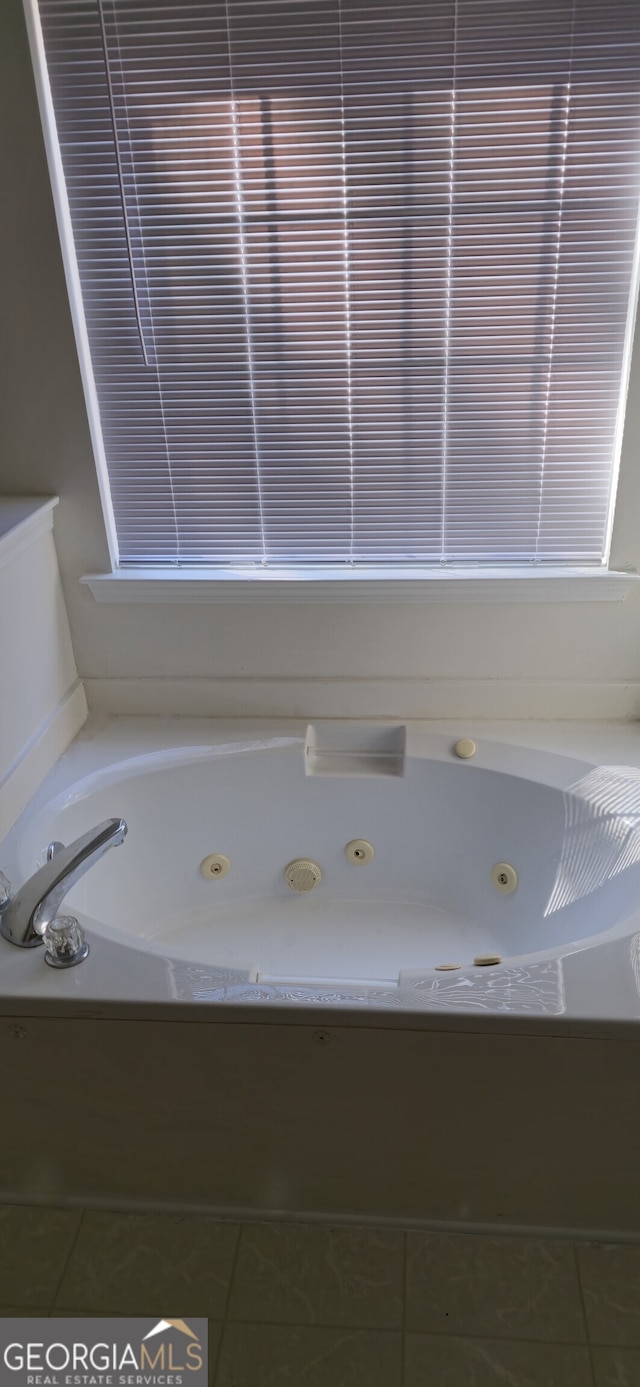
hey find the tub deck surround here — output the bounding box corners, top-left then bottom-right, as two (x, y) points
(1, 718), (640, 1034)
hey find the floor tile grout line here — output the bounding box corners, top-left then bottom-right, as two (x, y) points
(211, 1222), (243, 1385)
(207, 1316), (592, 1344)
(49, 1209), (86, 1315)
(572, 1243), (597, 1387)
(15, 1307), (636, 1353)
(38, 1308), (227, 1323)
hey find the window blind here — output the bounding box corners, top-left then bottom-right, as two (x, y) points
(36, 0), (640, 566)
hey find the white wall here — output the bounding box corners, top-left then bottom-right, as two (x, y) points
(0, 504), (87, 839)
(3, 0), (640, 720)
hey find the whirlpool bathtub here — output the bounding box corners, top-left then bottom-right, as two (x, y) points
(2, 717), (640, 1027)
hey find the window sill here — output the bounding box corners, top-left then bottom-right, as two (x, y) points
(81, 566), (639, 604)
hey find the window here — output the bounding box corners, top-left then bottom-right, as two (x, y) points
(31, 0), (640, 571)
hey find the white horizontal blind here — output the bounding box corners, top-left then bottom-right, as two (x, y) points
(37, 0), (640, 566)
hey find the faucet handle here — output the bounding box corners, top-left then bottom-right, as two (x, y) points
(43, 915), (89, 968)
(0, 871), (13, 909)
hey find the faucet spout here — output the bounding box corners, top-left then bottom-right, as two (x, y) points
(0, 818), (127, 947)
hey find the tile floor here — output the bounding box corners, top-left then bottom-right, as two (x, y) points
(1, 1203), (640, 1384)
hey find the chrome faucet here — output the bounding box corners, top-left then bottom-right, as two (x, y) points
(0, 818), (127, 948)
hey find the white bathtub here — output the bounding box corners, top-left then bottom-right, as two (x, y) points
(2, 717), (640, 1027)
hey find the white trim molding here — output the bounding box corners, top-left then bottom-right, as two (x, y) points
(81, 566), (639, 604)
(0, 496), (58, 571)
(22, 0), (120, 568)
(0, 680), (88, 841)
(84, 676), (640, 721)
